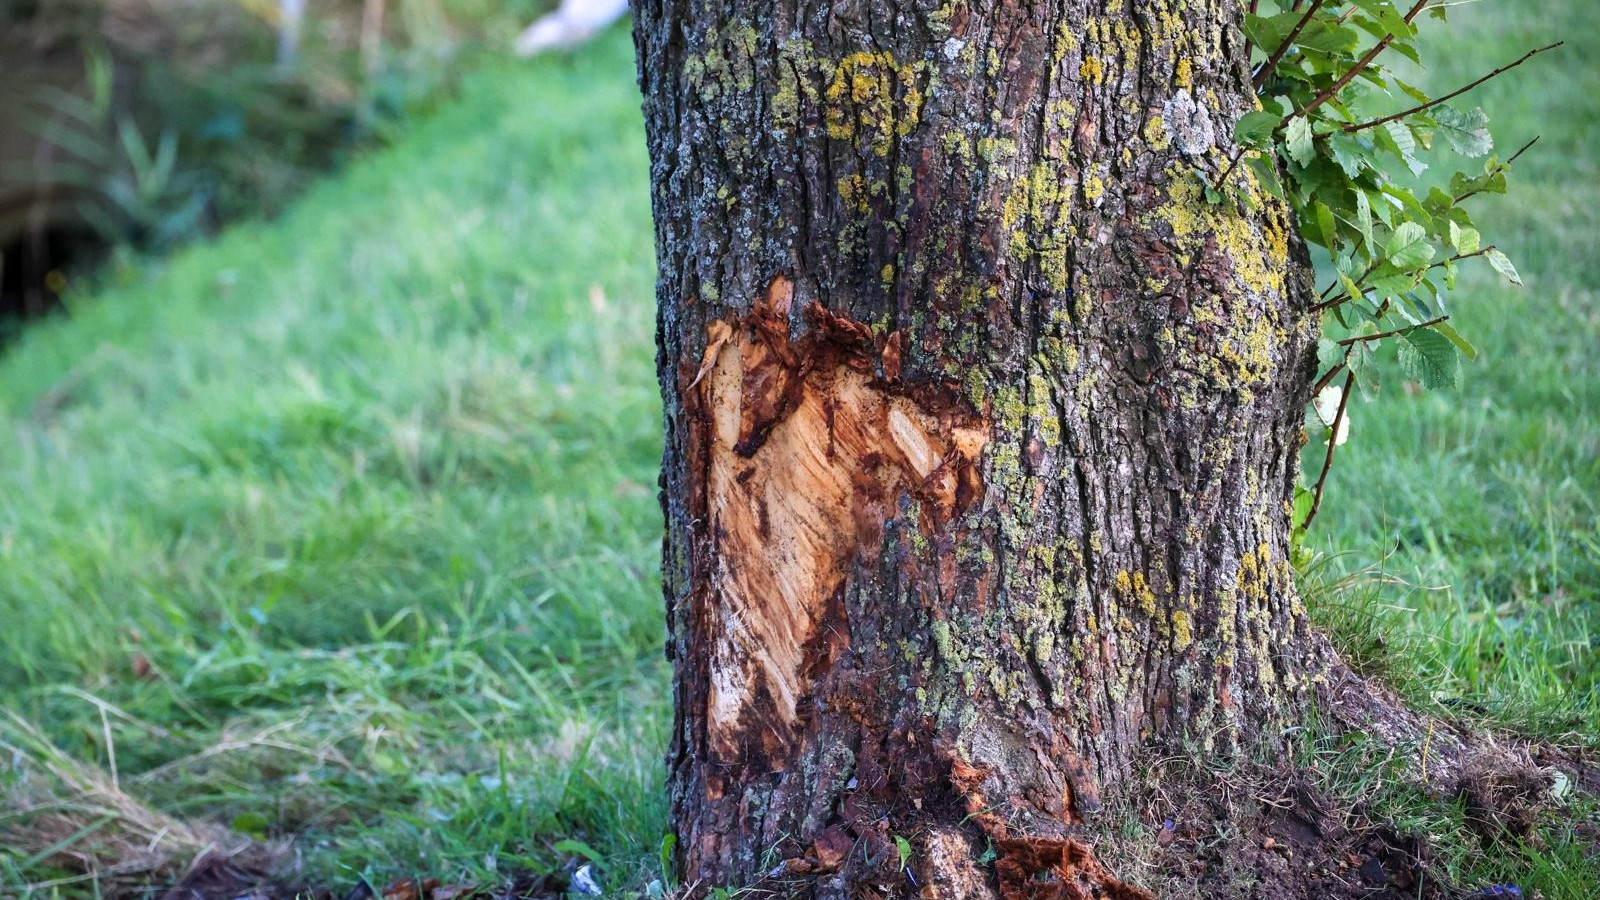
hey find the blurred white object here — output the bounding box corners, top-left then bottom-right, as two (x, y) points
(277, 0), (306, 66)
(515, 0), (629, 56)
(569, 863), (604, 897)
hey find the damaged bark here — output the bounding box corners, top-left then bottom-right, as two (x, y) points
(692, 276), (988, 765)
(630, 0), (1400, 896)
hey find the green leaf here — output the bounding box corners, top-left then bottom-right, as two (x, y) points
(1393, 77), (1432, 106)
(895, 836), (914, 869)
(1284, 116), (1315, 167)
(231, 812), (271, 838)
(1338, 270), (1365, 306)
(1296, 21), (1361, 55)
(1313, 200), (1338, 249)
(1399, 328), (1461, 389)
(1383, 121), (1427, 176)
(1388, 38), (1423, 67)
(1316, 337), (1344, 371)
(1289, 157), (1343, 204)
(1423, 186), (1456, 216)
(1233, 110), (1283, 148)
(1349, 341), (1382, 398)
(1434, 319), (1477, 360)
(1385, 222), (1434, 268)
(1346, 0), (1397, 17)
(1245, 11), (1304, 52)
(1448, 221), (1480, 255)
(659, 833), (678, 884)
(1354, 190), (1375, 251)
(1451, 167), (1507, 198)
(1245, 155), (1286, 201)
(1433, 106), (1493, 158)
(1368, 268), (1421, 301)
(1367, 1), (1418, 38)
(555, 839), (605, 862)
(1484, 247), (1523, 285)
(1292, 483), (1315, 534)
(1326, 133), (1371, 179)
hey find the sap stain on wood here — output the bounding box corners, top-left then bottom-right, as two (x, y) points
(690, 277), (986, 760)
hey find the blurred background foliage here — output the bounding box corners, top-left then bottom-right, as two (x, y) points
(0, 0), (549, 325)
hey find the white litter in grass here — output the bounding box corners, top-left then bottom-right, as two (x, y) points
(570, 863), (604, 897)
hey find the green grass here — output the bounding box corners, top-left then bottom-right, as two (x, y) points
(0, 4), (1595, 898)
(1, 32), (668, 895)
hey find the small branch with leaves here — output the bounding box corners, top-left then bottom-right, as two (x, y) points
(1232, 0), (1548, 540)
(1252, 0), (1327, 89)
(1301, 0), (1429, 117)
(1343, 42), (1561, 134)
(1337, 315), (1450, 346)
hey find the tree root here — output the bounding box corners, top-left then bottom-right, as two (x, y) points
(1319, 659), (1567, 842)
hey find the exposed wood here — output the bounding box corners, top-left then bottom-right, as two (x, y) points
(695, 277), (987, 760)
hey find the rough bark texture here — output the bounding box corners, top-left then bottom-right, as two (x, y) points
(634, 1), (1333, 896)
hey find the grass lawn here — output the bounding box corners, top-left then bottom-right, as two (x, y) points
(2, 4), (1595, 898)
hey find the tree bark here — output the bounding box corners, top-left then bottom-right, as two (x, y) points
(634, 1), (1332, 895)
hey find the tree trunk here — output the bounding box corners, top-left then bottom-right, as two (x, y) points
(634, 1), (1332, 895)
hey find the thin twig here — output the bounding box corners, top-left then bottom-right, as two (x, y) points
(1431, 245), (1494, 270)
(1254, 0), (1328, 90)
(1301, 0), (1429, 117)
(1343, 42), (1562, 133)
(1215, 146), (1250, 188)
(1337, 314), (1449, 345)
(1316, 260), (1380, 308)
(1456, 135), (1539, 202)
(1316, 247), (1495, 314)
(1312, 293), (1395, 396)
(1302, 371), (1355, 532)
(1311, 359), (1347, 398)
(1499, 135), (1539, 167)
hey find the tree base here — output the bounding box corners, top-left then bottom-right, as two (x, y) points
(1092, 756), (1441, 900)
(706, 662), (1577, 900)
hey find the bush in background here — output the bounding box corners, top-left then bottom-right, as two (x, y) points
(0, 0), (549, 318)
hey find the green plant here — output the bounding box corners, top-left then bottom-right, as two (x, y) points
(1213, 1), (1558, 539)
(16, 49), (214, 254)
(2, 0), (555, 269)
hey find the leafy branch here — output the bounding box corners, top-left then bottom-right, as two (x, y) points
(1224, 0), (1553, 542)
(1300, 0), (1428, 118)
(1253, 0), (1327, 89)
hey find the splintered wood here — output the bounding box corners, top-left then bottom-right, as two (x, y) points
(693, 277), (986, 759)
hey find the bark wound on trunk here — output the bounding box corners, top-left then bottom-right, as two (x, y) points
(693, 276), (987, 763)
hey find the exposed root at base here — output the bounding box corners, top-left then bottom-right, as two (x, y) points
(992, 837), (1153, 900)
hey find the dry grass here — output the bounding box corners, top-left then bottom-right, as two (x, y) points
(1, 712), (262, 893)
